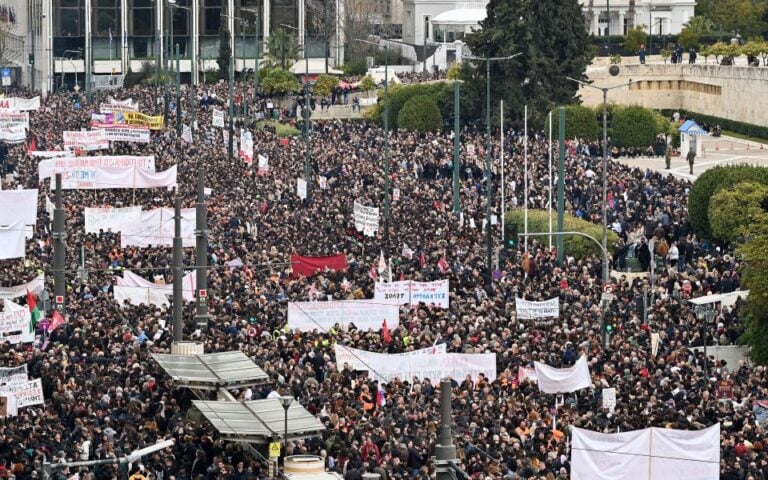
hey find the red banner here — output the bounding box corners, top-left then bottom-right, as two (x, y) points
(291, 254), (347, 278)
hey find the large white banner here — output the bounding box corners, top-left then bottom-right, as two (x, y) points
(374, 280), (450, 308)
(0, 125), (27, 144)
(572, 424), (720, 480)
(0, 97), (40, 112)
(0, 189), (38, 225)
(99, 125), (151, 143)
(0, 223), (25, 260)
(212, 108), (225, 128)
(84, 206), (142, 234)
(63, 130), (109, 151)
(0, 112), (29, 130)
(287, 300), (399, 331)
(239, 130), (253, 165)
(115, 270), (196, 303)
(58, 165), (177, 190)
(0, 300), (33, 344)
(0, 275), (44, 300)
(534, 355), (592, 394)
(39, 155), (156, 181)
(515, 297), (560, 319)
(29, 151), (70, 158)
(0, 365), (27, 387)
(0, 379), (44, 408)
(335, 345), (495, 383)
(120, 207), (195, 248)
(100, 100), (139, 113)
(353, 201), (379, 237)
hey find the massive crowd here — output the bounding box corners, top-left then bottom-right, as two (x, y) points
(0, 78), (759, 480)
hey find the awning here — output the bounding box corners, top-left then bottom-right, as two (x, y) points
(151, 351), (269, 390)
(688, 290), (748, 307)
(192, 398), (326, 444)
(289, 58), (343, 75)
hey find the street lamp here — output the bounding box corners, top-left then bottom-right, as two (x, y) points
(222, 13), (244, 160)
(566, 76), (632, 285)
(168, 0), (191, 137)
(462, 52), (522, 292)
(279, 395), (293, 456)
(649, 19), (665, 56)
(242, 7), (261, 105)
(357, 37), (392, 240)
(284, 24), (313, 204)
(63, 50), (81, 90)
(695, 306), (715, 378)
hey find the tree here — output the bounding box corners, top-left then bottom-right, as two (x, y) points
(217, 26), (232, 80)
(359, 74), (376, 97)
(624, 27), (647, 53)
(700, 46), (712, 63)
(261, 68), (300, 97)
(707, 0), (767, 40)
(709, 182), (768, 243)
(446, 63), (462, 80)
(611, 106), (658, 148)
(545, 105), (600, 141)
(265, 30), (300, 69)
(678, 27), (700, 50)
(685, 16), (714, 34)
(397, 95), (443, 132)
(464, 0), (590, 128)
(741, 39), (768, 65)
(313, 74), (339, 97)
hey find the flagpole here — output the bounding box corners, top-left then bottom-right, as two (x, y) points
(523, 104), (528, 252)
(548, 110), (553, 250)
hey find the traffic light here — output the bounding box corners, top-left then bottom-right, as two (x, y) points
(503, 223), (518, 251)
(28, 54), (34, 65)
(605, 317), (618, 333)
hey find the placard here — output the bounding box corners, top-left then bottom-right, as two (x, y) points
(98, 125), (150, 143)
(0, 125), (26, 143)
(0, 365), (27, 387)
(353, 201), (379, 237)
(84, 206), (142, 233)
(602, 387), (616, 412)
(123, 111), (164, 130)
(0, 379), (44, 408)
(297, 178), (307, 200)
(63, 130), (109, 151)
(374, 280), (450, 308)
(0, 275), (44, 300)
(515, 297), (560, 319)
(212, 108), (225, 127)
(0, 300), (33, 344)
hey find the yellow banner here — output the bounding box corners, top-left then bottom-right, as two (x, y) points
(124, 112), (164, 130)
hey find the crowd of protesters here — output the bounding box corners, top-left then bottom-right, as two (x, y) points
(0, 78), (760, 480)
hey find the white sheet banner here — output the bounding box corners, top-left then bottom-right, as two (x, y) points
(0, 365), (27, 387)
(0, 300), (33, 344)
(0, 112), (29, 130)
(534, 356), (592, 394)
(182, 124), (192, 143)
(572, 425), (720, 480)
(515, 297), (560, 319)
(115, 270), (196, 303)
(58, 165), (177, 190)
(38, 155), (156, 181)
(100, 101), (139, 113)
(63, 130), (109, 151)
(120, 207), (195, 248)
(0, 275), (44, 300)
(374, 280), (450, 308)
(29, 151), (70, 158)
(239, 130), (253, 164)
(353, 201), (379, 237)
(0, 125), (27, 144)
(99, 126), (151, 143)
(0, 189), (38, 225)
(0, 97), (40, 112)
(258, 154), (269, 175)
(297, 178), (307, 200)
(212, 108), (225, 127)
(84, 206), (142, 233)
(0, 223), (25, 260)
(0, 379), (44, 408)
(287, 300), (399, 331)
(335, 344), (446, 370)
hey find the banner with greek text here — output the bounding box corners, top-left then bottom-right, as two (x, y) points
(56, 165), (176, 190)
(0, 112), (29, 130)
(29, 151), (70, 158)
(0, 365), (27, 387)
(353, 201), (379, 237)
(120, 207), (195, 248)
(39, 155), (156, 181)
(287, 300), (399, 331)
(98, 125), (151, 143)
(0, 300), (33, 344)
(374, 280), (450, 308)
(0, 97), (40, 112)
(123, 111), (164, 130)
(84, 206), (142, 233)
(0, 125), (26, 144)
(100, 100), (139, 113)
(0, 275), (44, 300)
(0, 379), (44, 408)
(63, 130), (109, 151)
(515, 297), (560, 319)
(115, 270), (196, 303)
(212, 108), (225, 128)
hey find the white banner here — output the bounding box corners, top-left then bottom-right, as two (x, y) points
(257, 154), (269, 175)
(0, 189), (38, 225)
(63, 130), (109, 151)
(115, 270), (196, 303)
(120, 207), (195, 248)
(335, 344), (446, 370)
(84, 206), (142, 233)
(0, 112), (29, 130)
(0, 97), (40, 112)
(58, 165), (177, 190)
(29, 151), (70, 158)
(239, 130), (253, 165)
(534, 356), (592, 394)
(297, 178), (307, 200)
(0, 300), (33, 344)
(0, 275), (44, 300)
(353, 201), (379, 237)
(38, 155), (156, 181)
(212, 108), (225, 128)
(100, 100), (139, 113)
(0, 125), (27, 144)
(0, 365), (27, 387)
(0, 379), (44, 408)
(287, 300), (399, 332)
(374, 280), (450, 308)
(182, 124), (192, 143)
(99, 126), (150, 143)
(515, 297), (560, 319)
(572, 425), (720, 480)
(0, 223), (25, 260)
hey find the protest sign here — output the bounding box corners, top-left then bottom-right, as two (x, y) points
(239, 130), (253, 164)
(374, 280), (450, 308)
(84, 206), (142, 233)
(0, 189), (38, 225)
(0, 395), (17, 417)
(0, 300), (33, 344)
(182, 124), (192, 143)
(0, 125), (26, 143)
(0, 379), (44, 408)
(116, 270), (196, 302)
(515, 297), (560, 319)
(120, 207), (195, 248)
(98, 125), (151, 143)
(123, 111), (164, 130)
(602, 387), (617, 412)
(257, 154), (269, 175)
(63, 130), (109, 151)
(297, 178), (307, 200)
(0, 223), (25, 260)
(39, 155), (156, 181)
(0, 365), (27, 387)
(0, 275), (44, 300)
(0, 97), (40, 112)
(212, 108), (225, 127)
(100, 101), (139, 113)
(0, 112), (29, 130)
(353, 201), (379, 237)
(287, 300), (399, 331)
(55, 165), (176, 190)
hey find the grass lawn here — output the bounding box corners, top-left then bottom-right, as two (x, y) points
(256, 120), (300, 138)
(723, 130), (768, 145)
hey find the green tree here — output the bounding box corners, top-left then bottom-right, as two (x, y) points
(708, 0), (767, 40)
(545, 105), (600, 141)
(685, 16), (714, 34)
(739, 223), (768, 364)
(624, 27), (647, 53)
(709, 182), (768, 243)
(261, 67), (300, 97)
(397, 95), (443, 132)
(678, 27), (700, 50)
(700, 46), (712, 63)
(611, 106), (658, 148)
(265, 30), (300, 69)
(359, 74), (376, 96)
(217, 26), (232, 81)
(313, 74), (339, 97)
(741, 39), (767, 65)
(464, 0), (589, 127)
(446, 63), (462, 80)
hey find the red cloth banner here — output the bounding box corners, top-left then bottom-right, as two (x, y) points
(291, 254), (347, 278)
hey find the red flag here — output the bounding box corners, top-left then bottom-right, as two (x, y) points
(27, 138), (36, 153)
(381, 320), (392, 345)
(368, 264), (379, 281)
(399, 272), (404, 281)
(437, 257), (449, 274)
(26, 289), (36, 312)
(48, 311), (65, 333)
(419, 252), (426, 269)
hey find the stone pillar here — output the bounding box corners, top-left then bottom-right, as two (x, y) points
(618, 12), (625, 35)
(192, 0), (200, 84)
(298, 0), (305, 47)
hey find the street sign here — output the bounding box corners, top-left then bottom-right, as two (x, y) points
(602, 283), (615, 295)
(601, 292), (614, 303)
(55, 295), (64, 304)
(269, 442), (281, 458)
(198, 289), (207, 298)
(1, 68), (10, 87)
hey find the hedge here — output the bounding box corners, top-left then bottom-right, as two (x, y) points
(689, 165), (768, 240)
(397, 95), (443, 132)
(660, 109), (768, 141)
(611, 105), (658, 148)
(504, 208), (618, 259)
(546, 105), (600, 141)
(709, 182), (768, 243)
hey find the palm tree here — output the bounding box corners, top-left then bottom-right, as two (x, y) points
(265, 30), (301, 69)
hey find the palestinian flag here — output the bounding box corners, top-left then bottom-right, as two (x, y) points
(26, 289), (40, 333)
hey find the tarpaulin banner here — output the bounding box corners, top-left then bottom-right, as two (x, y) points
(0, 365), (27, 387)
(84, 206), (142, 233)
(0, 112), (29, 130)
(100, 100), (139, 113)
(39, 155), (156, 180)
(287, 300), (399, 331)
(63, 130), (109, 151)
(374, 280), (450, 308)
(0, 125), (27, 144)
(115, 270), (196, 302)
(353, 201), (379, 237)
(123, 111), (164, 130)
(515, 297), (560, 319)
(0, 378), (44, 408)
(0, 97), (40, 112)
(98, 125), (150, 143)
(0, 300), (33, 344)
(120, 207), (195, 248)
(0, 223), (25, 260)
(534, 356), (592, 394)
(0, 189), (38, 225)
(57, 165), (177, 190)
(291, 254), (347, 277)
(0, 275), (44, 300)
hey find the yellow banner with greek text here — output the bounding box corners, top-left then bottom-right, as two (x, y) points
(123, 112), (164, 130)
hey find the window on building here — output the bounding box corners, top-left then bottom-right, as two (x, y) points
(203, 0), (222, 35)
(55, 0), (84, 36)
(270, 0), (298, 34)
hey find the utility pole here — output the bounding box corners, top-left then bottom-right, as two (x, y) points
(484, 58), (492, 290)
(195, 169), (210, 330)
(228, 31), (235, 160)
(175, 43), (182, 137)
(556, 107), (565, 265)
(173, 196), (183, 342)
(452, 80), (460, 216)
(435, 379), (458, 480)
(53, 174), (66, 313)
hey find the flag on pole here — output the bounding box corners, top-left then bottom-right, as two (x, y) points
(26, 289), (40, 333)
(48, 310), (65, 333)
(368, 264), (378, 282)
(377, 251), (386, 274)
(437, 257), (450, 274)
(402, 243), (414, 259)
(381, 319), (392, 345)
(419, 252), (426, 269)
(376, 383), (387, 407)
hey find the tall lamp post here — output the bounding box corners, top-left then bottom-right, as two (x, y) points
(357, 37), (391, 241)
(168, 1), (190, 136)
(566, 77), (631, 285)
(283, 24), (313, 204)
(222, 13), (244, 160)
(242, 7), (260, 105)
(462, 52), (522, 291)
(279, 396), (293, 458)
(695, 306), (715, 378)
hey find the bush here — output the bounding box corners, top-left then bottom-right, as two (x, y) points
(678, 27), (700, 50)
(623, 27), (647, 53)
(565, 105), (601, 141)
(689, 165), (768, 240)
(504, 208), (618, 260)
(359, 75), (377, 95)
(709, 182), (768, 243)
(313, 74), (339, 98)
(372, 83), (445, 128)
(397, 95), (443, 132)
(342, 60), (368, 76)
(257, 120), (300, 137)
(611, 105), (658, 148)
(446, 63), (462, 80)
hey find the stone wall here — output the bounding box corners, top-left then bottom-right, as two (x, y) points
(581, 63), (768, 126)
